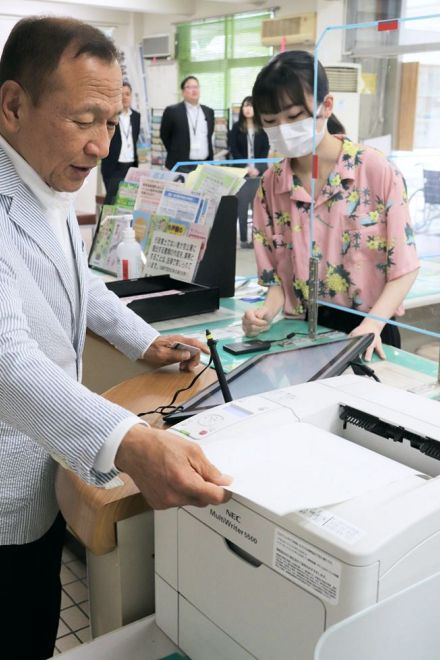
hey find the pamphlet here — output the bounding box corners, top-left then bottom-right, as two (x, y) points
(187, 164), (246, 198)
(125, 166), (186, 184)
(145, 231), (201, 282)
(88, 210), (130, 274)
(134, 178), (182, 213)
(157, 188), (207, 224)
(115, 181), (139, 209)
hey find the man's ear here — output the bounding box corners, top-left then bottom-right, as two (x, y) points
(0, 80), (27, 133)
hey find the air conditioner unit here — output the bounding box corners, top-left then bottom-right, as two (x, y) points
(324, 64), (362, 142)
(261, 13), (316, 47)
(324, 63), (361, 93)
(142, 34), (173, 59)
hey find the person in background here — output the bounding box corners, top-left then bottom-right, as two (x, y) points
(228, 96), (270, 248)
(0, 17), (229, 659)
(160, 75), (215, 172)
(101, 81), (140, 203)
(242, 50), (419, 360)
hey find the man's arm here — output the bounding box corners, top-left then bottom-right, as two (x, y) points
(86, 269), (208, 370)
(0, 256), (138, 485)
(0, 255), (229, 506)
(116, 424), (231, 509)
(159, 106), (173, 152)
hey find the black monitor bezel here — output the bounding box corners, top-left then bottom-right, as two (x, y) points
(164, 333), (374, 424)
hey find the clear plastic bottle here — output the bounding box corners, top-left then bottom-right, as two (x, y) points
(116, 226), (144, 280)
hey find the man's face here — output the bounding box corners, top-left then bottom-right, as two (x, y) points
(14, 52), (122, 192)
(182, 78), (200, 105)
(121, 84), (132, 110)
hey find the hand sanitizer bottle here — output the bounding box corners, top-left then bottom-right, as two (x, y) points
(116, 225), (143, 280)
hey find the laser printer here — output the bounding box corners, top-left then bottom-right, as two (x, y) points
(154, 375), (440, 660)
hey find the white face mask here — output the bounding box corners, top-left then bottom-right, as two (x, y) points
(264, 105), (327, 158)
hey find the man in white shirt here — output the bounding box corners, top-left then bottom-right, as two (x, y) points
(160, 75), (215, 171)
(101, 81), (141, 203)
(0, 16), (229, 659)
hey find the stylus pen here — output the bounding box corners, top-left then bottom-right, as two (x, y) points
(205, 329), (233, 403)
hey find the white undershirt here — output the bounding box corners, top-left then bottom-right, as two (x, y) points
(118, 109), (135, 163)
(0, 134), (80, 322)
(0, 134), (146, 474)
(185, 101), (209, 161)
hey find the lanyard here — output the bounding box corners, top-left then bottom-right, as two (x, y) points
(187, 106), (200, 136)
(247, 131), (255, 159)
(120, 115), (132, 142)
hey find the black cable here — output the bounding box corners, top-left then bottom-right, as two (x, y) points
(265, 331), (297, 343)
(350, 361), (381, 382)
(137, 356), (213, 417)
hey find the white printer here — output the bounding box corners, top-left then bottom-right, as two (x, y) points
(155, 375), (440, 660)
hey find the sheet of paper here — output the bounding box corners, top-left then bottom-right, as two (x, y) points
(120, 289), (182, 305)
(151, 307), (236, 332)
(144, 231), (201, 282)
(190, 420), (415, 515)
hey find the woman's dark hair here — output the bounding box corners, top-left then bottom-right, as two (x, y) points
(252, 50), (343, 133)
(327, 113), (346, 135)
(0, 16), (119, 106)
(237, 95), (263, 133)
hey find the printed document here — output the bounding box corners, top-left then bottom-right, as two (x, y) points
(175, 417), (415, 515)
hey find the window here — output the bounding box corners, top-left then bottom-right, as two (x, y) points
(177, 11), (273, 112)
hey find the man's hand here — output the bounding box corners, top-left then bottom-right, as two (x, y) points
(115, 425), (232, 509)
(350, 319), (386, 362)
(143, 334), (209, 372)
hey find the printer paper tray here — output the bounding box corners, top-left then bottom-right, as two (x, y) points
(177, 509), (325, 660)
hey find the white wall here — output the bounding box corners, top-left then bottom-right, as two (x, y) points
(0, 1), (135, 52)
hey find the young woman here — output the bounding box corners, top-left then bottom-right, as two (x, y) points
(228, 96), (270, 248)
(242, 51), (419, 360)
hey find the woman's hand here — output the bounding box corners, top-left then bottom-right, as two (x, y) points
(242, 308), (272, 336)
(247, 166), (260, 177)
(349, 319), (386, 362)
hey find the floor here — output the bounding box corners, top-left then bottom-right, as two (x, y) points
(53, 545), (91, 655)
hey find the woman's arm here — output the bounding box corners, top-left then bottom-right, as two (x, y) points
(228, 123), (242, 160)
(242, 285), (285, 336)
(350, 268), (419, 360)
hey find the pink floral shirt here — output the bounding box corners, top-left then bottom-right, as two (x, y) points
(253, 136), (419, 317)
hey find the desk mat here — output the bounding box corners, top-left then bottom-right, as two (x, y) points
(163, 317), (345, 373)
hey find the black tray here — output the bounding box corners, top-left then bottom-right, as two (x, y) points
(106, 275), (219, 323)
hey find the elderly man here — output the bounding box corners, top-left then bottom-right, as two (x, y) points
(0, 16), (229, 659)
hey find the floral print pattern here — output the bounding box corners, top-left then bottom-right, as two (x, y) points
(253, 136), (419, 317)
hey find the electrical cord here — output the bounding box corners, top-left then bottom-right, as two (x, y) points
(136, 356), (213, 417)
(266, 329), (339, 343)
(350, 361), (381, 382)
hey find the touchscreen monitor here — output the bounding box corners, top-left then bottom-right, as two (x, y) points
(165, 333), (373, 424)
